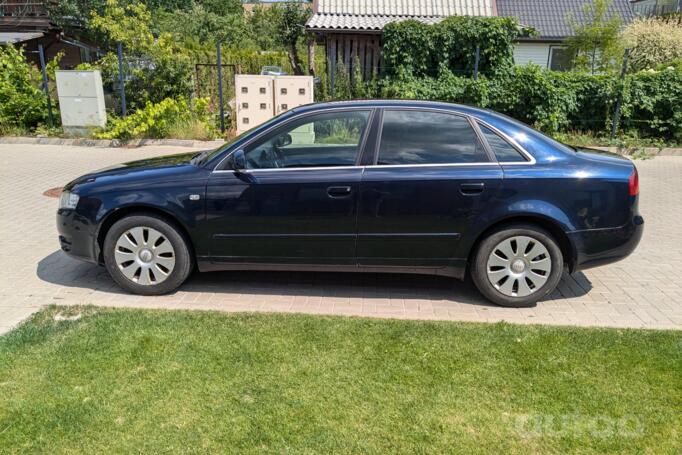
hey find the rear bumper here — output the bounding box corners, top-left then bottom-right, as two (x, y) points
(57, 208), (99, 264)
(568, 215), (644, 272)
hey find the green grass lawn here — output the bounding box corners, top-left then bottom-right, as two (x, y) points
(0, 306), (680, 454)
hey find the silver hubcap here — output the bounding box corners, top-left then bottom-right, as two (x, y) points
(486, 235), (552, 298)
(114, 227), (175, 285)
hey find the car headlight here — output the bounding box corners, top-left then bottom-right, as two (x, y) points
(59, 190), (80, 209)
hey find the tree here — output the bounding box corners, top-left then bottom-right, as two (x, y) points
(156, 2), (249, 46)
(247, 5), (281, 51)
(565, 0), (624, 74)
(278, 2), (310, 75)
(90, 0), (193, 109)
(622, 15), (682, 72)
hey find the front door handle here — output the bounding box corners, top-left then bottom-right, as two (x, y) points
(460, 182), (485, 195)
(327, 186), (352, 198)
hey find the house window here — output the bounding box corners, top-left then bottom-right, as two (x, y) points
(260, 103), (267, 109)
(299, 88), (305, 95)
(548, 46), (573, 72)
(259, 87), (266, 94)
(243, 118), (249, 124)
(241, 102), (248, 109)
(281, 88), (287, 95)
(241, 87), (248, 94)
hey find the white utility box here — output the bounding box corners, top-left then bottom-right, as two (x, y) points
(274, 75), (314, 116)
(235, 75), (275, 135)
(55, 70), (107, 135)
(235, 74), (314, 134)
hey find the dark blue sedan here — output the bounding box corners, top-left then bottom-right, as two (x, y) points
(57, 100), (643, 307)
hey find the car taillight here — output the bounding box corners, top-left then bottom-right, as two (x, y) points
(629, 168), (639, 196)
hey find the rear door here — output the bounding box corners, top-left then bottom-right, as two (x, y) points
(357, 108), (503, 268)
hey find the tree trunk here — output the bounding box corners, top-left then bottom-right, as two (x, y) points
(288, 43), (304, 75)
(307, 37), (316, 76)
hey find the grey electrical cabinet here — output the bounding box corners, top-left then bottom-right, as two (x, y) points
(55, 70), (107, 136)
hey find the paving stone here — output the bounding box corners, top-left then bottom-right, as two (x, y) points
(0, 144), (680, 334)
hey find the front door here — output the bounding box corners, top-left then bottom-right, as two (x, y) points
(357, 109), (503, 268)
(205, 109), (373, 265)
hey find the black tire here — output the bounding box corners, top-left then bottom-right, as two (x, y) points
(470, 223), (563, 308)
(103, 214), (193, 295)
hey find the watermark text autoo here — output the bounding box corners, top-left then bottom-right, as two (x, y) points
(513, 413), (644, 439)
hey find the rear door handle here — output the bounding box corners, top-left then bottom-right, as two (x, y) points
(327, 186), (352, 198)
(460, 182), (485, 195)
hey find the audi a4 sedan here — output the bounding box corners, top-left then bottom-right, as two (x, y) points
(57, 100), (643, 307)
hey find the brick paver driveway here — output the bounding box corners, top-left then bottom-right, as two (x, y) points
(1, 143), (680, 333)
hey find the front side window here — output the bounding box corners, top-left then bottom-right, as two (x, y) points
(478, 123), (528, 162)
(244, 110), (370, 169)
(377, 110), (489, 165)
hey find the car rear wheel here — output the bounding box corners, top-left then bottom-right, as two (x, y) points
(103, 214), (192, 295)
(471, 224), (563, 307)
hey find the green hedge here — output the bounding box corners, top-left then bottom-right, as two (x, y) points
(380, 65), (682, 140)
(381, 16), (535, 79)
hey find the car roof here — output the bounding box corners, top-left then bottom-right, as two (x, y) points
(290, 99), (487, 117)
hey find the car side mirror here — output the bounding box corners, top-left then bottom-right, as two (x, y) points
(230, 149), (247, 171)
(275, 133), (292, 148)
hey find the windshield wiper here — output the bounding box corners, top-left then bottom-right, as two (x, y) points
(190, 150), (210, 166)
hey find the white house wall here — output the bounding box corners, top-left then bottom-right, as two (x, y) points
(513, 42), (551, 68)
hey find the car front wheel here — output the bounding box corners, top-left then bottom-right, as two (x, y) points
(471, 224), (563, 307)
(103, 214), (193, 295)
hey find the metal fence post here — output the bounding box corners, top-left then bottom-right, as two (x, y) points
(216, 42), (225, 134)
(611, 49), (630, 139)
(473, 45), (480, 80)
(38, 44), (54, 127)
(117, 43), (127, 117)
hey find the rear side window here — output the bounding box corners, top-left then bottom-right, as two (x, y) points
(377, 110), (489, 165)
(478, 123), (527, 162)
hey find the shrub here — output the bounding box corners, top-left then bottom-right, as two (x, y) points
(380, 65), (682, 140)
(382, 16), (534, 79)
(0, 45), (48, 131)
(96, 97), (216, 140)
(625, 67), (682, 141)
(623, 16), (682, 72)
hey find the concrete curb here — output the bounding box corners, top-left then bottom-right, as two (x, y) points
(1, 136), (681, 156)
(589, 146), (682, 156)
(0, 136), (226, 149)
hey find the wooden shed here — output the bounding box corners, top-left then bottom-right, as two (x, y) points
(305, 0), (495, 79)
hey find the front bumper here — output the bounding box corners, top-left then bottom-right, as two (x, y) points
(57, 208), (99, 264)
(568, 215), (644, 272)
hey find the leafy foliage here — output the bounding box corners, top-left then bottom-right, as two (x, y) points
(623, 16), (682, 72)
(0, 45), (48, 132)
(381, 65), (682, 140)
(268, 2), (312, 75)
(155, 1), (247, 46)
(382, 17), (534, 79)
(565, 0), (624, 73)
(96, 97), (216, 140)
(90, 0), (193, 110)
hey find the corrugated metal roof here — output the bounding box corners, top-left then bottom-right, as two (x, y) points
(0, 32), (44, 44)
(307, 0), (493, 31)
(497, 0), (635, 39)
(317, 0), (493, 17)
(307, 14), (445, 31)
